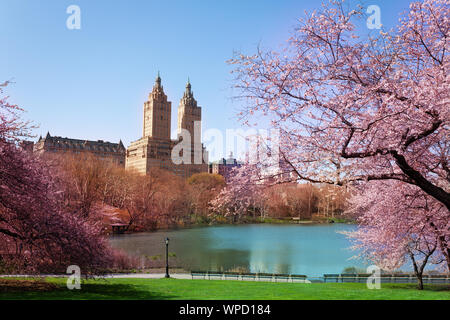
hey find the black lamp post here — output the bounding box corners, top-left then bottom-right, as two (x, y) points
(165, 237), (170, 278)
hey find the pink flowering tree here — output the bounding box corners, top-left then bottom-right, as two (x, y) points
(229, 0), (449, 210)
(0, 82), (112, 274)
(210, 164), (268, 218)
(345, 180), (449, 289)
(0, 81), (31, 141)
(211, 132), (296, 218)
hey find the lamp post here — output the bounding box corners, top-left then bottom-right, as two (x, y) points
(165, 237), (170, 278)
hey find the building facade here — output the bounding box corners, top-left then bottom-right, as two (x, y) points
(209, 152), (242, 181)
(34, 132), (126, 166)
(19, 140), (34, 153)
(125, 75), (208, 178)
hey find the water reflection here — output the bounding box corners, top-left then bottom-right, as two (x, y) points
(109, 224), (368, 277)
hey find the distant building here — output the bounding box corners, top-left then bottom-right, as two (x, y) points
(209, 152), (242, 180)
(261, 154), (297, 184)
(34, 132), (126, 166)
(19, 140), (34, 152)
(125, 74), (208, 178)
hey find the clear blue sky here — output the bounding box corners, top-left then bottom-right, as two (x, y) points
(1, 0), (411, 160)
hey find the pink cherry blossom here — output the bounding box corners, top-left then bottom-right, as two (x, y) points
(228, 0), (449, 209)
(0, 81), (112, 274)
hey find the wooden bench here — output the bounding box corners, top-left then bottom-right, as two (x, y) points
(340, 273), (357, 283)
(355, 273), (371, 283)
(323, 274), (340, 283)
(257, 273), (274, 282)
(191, 271), (207, 279)
(190, 271), (309, 283)
(378, 274), (393, 283)
(223, 271), (240, 280)
(274, 273), (291, 282)
(391, 274), (412, 283)
(320, 273), (450, 284)
(207, 271), (224, 280)
(427, 275), (449, 284)
(241, 273), (256, 281)
(290, 274), (307, 283)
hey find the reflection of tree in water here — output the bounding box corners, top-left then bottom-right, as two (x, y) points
(249, 245), (293, 274)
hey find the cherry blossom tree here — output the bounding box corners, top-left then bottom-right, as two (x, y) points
(229, 0), (449, 209)
(345, 180), (449, 289)
(0, 81), (31, 141)
(0, 82), (112, 273)
(224, 1), (449, 290)
(210, 164), (267, 218)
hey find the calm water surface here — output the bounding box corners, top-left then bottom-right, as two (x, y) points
(109, 224), (367, 277)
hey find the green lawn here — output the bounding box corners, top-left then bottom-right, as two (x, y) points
(1, 278), (449, 300)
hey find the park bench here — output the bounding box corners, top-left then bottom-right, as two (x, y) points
(427, 275), (449, 284)
(323, 274), (340, 283)
(340, 273), (357, 283)
(223, 271), (240, 280)
(274, 273), (291, 282)
(191, 271), (311, 283)
(337, 273), (411, 283)
(354, 273), (370, 283)
(378, 274), (393, 283)
(257, 273), (274, 282)
(391, 274), (412, 283)
(241, 273), (256, 281)
(191, 271), (207, 279)
(290, 274), (307, 283)
(207, 271), (223, 280)
(321, 273), (450, 284)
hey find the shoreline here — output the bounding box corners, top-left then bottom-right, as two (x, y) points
(113, 217), (356, 235)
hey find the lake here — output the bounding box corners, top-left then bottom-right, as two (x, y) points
(109, 224), (368, 278)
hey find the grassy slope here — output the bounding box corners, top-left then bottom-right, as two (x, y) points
(0, 278), (449, 300)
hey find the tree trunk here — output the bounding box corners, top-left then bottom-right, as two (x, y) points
(416, 273), (424, 290)
(409, 247), (435, 291)
(308, 195), (311, 218)
(410, 252), (424, 290)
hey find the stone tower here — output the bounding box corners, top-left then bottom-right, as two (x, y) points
(126, 74), (208, 178)
(177, 79), (202, 161)
(177, 79), (201, 136)
(143, 73), (171, 140)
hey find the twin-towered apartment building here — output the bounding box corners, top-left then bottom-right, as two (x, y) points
(125, 74), (208, 177)
(34, 74), (210, 178)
